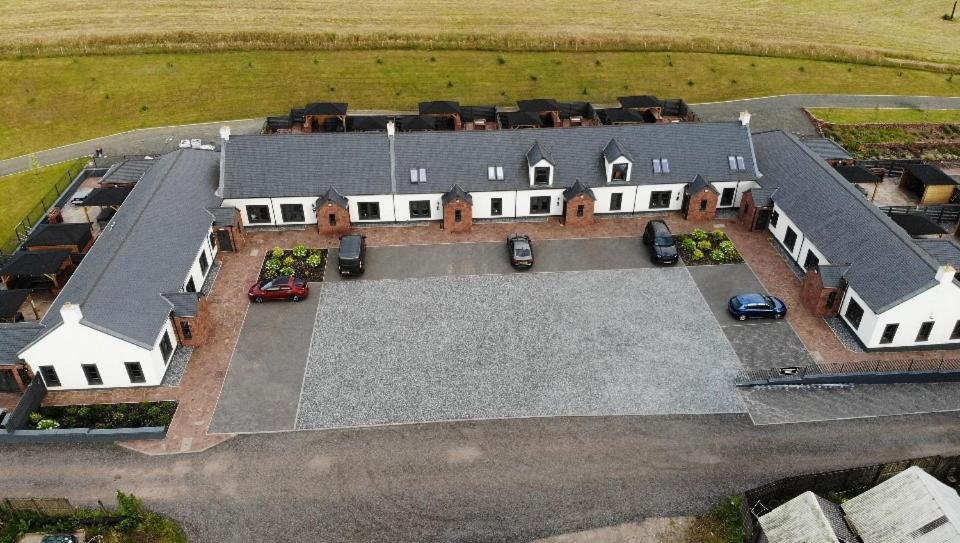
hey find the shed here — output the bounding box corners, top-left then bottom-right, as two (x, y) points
(303, 102), (347, 132)
(0, 251), (74, 291)
(759, 491), (857, 543)
(900, 164), (958, 205)
(889, 213), (948, 237)
(23, 223), (94, 253)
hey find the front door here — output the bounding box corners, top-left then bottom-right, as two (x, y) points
(216, 229), (234, 252)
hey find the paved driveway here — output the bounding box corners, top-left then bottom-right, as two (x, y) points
(687, 264), (813, 372)
(324, 236), (655, 282)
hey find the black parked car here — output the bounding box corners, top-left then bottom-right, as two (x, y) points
(643, 220), (679, 265)
(728, 293), (787, 321)
(338, 234), (366, 276)
(507, 234), (534, 268)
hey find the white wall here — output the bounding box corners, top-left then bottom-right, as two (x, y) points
(20, 311), (171, 389)
(592, 185), (639, 214)
(797, 236), (828, 271)
(858, 275), (960, 349)
(711, 180), (754, 208)
(515, 189), (564, 217)
(634, 183), (685, 212)
(183, 227), (217, 292)
(222, 198), (273, 226)
(348, 195), (396, 222)
(768, 204), (805, 261)
(472, 191), (517, 219)
(271, 197), (319, 226)
(393, 193), (444, 221)
(604, 156), (632, 183)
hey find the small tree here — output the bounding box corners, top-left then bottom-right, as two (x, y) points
(307, 253), (323, 268)
(282, 255), (296, 267)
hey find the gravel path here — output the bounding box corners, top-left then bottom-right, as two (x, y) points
(296, 268), (745, 429)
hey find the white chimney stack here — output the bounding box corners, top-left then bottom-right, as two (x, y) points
(386, 120), (396, 137)
(219, 125), (231, 141)
(60, 302), (83, 324)
(739, 111), (751, 127)
(936, 265), (957, 285)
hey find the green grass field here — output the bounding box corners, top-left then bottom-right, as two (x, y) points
(0, 159), (86, 254)
(809, 107), (960, 124)
(3, 50), (959, 159)
(2, 1), (960, 68)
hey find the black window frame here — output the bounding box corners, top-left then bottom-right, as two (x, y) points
(180, 320), (193, 340)
(408, 200), (431, 219)
(649, 191), (672, 209)
(611, 163), (629, 181)
(803, 251), (820, 270)
(610, 192), (623, 211)
(533, 167), (551, 186)
(81, 364), (103, 386)
(280, 203), (305, 223)
(185, 277), (196, 293)
(490, 198), (503, 216)
(199, 251), (209, 274)
(720, 187), (736, 207)
(357, 202), (381, 220)
(125, 362), (146, 384)
(880, 324), (899, 344)
(770, 210), (779, 227)
(245, 205), (271, 224)
(529, 196), (551, 214)
(159, 331), (174, 363)
(576, 204), (585, 217)
(917, 321), (935, 342)
(39, 365), (60, 387)
(844, 298), (864, 330)
(454, 209), (463, 223)
(328, 213), (337, 227)
(951, 320), (960, 340)
(783, 227), (798, 251)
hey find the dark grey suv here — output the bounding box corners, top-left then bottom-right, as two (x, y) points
(338, 234), (366, 276)
(643, 220), (679, 265)
(507, 234), (534, 268)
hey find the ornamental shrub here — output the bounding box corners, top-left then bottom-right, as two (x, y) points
(265, 258), (281, 271)
(712, 230), (727, 241)
(306, 253), (323, 268)
(697, 240), (713, 251)
(681, 237), (697, 252)
(692, 249), (705, 261)
(718, 240), (736, 253)
(282, 255), (296, 267)
(37, 419), (60, 430)
(271, 247), (285, 259)
(710, 250), (725, 262)
(280, 266), (295, 277)
(691, 228), (709, 242)
(292, 244), (308, 258)
(29, 412), (43, 424)
(263, 269), (279, 280)
(725, 249), (742, 262)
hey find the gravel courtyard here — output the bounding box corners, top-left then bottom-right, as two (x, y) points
(296, 267), (746, 430)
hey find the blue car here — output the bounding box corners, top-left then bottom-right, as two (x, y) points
(728, 293), (787, 321)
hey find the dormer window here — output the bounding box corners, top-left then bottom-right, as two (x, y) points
(728, 156), (746, 171)
(652, 158), (670, 174)
(533, 167), (551, 186)
(409, 168), (427, 183)
(487, 166), (505, 181)
(611, 163), (629, 181)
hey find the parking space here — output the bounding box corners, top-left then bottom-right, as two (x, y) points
(209, 292), (320, 434)
(324, 236), (656, 282)
(687, 264), (813, 371)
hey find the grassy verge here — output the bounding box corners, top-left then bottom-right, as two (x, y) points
(682, 495), (746, 543)
(3, 50), (960, 159)
(810, 107), (960, 124)
(0, 159), (87, 254)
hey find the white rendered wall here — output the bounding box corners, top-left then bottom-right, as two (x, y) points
(860, 278), (960, 349)
(515, 189), (564, 217)
(348, 195), (396, 223)
(471, 191), (518, 219)
(592, 185), (639, 214)
(633, 183), (685, 212)
(392, 193), (444, 221)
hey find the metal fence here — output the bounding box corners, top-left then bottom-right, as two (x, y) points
(736, 358), (960, 387)
(880, 204), (960, 225)
(740, 455), (960, 542)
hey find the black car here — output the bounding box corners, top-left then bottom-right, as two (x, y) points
(338, 234), (366, 276)
(507, 234), (534, 268)
(643, 220), (679, 265)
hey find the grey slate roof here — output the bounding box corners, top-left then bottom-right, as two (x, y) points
(27, 150), (221, 351)
(222, 133), (392, 198)
(818, 264), (851, 289)
(905, 164), (959, 186)
(915, 239), (960, 268)
(686, 174), (718, 194)
(798, 136), (853, 162)
(441, 184), (472, 205)
(753, 131), (939, 313)
(0, 323), (42, 363)
(526, 140), (553, 165)
(316, 187), (349, 209)
(0, 290), (30, 320)
(207, 207), (239, 227)
(162, 292), (199, 318)
(602, 138), (631, 161)
(749, 187), (778, 208)
(24, 223), (93, 248)
(563, 180), (595, 201)
(100, 159), (155, 186)
(0, 251), (71, 277)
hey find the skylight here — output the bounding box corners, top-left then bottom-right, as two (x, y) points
(487, 166), (504, 181)
(652, 158), (670, 174)
(410, 168), (427, 183)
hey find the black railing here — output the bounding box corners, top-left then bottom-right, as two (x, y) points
(881, 204), (960, 225)
(736, 358), (960, 386)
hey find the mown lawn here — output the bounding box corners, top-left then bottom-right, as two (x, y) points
(0, 159), (86, 254)
(3, 50), (959, 159)
(809, 107), (960, 124)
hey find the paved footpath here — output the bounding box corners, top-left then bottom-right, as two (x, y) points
(3, 95), (960, 177)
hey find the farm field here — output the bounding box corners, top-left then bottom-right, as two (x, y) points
(809, 107), (960, 124)
(2, 1), (960, 68)
(4, 50), (960, 159)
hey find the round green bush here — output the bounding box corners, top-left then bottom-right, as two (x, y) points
(697, 240), (713, 251)
(710, 250), (725, 262)
(680, 237), (697, 252)
(271, 247), (285, 259)
(282, 255), (296, 267)
(265, 258), (281, 271)
(712, 230), (728, 241)
(37, 419), (60, 430)
(725, 249), (742, 262)
(292, 244), (308, 258)
(280, 266), (295, 277)
(691, 249), (705, 261)
(718, 240), (736, 253)
(306, 253), (323, 268)
(263, 269), (279, 279)
(29, 412), (43, 424)
(691, 228), (709, 242)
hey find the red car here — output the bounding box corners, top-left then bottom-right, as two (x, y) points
(248, 276), (309, 303)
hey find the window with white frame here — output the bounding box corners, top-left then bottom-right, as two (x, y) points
(652, 158), (670, 174)
(533, 167), (551, 186)
(728, 155), (747, 171)
(409, 168), (427, 183)
(611, 163), (629, 181)
(487, 166), (505, 181)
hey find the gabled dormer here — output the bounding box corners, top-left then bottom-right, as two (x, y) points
(526, 141), (554, 187)
(602, 138), (632, 183)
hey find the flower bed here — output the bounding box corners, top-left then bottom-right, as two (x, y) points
(676, 229), (744, 266)
(258, 244), (327, 282)
(30, 401), (177, 430)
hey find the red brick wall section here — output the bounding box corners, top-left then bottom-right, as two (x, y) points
(738, 191), (756, 229)
(443, 199), (472, 233)
(686, 189), (718, 221)
(172, 298), (213, 348)
(800, 269), (844, 317)
(564, 195), (595, 227)
(317, 203), (352, 236)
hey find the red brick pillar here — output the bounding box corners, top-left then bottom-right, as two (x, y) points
(685, 189), (718, 221)
(800, 270), (844, 317)
(443, 199), (472, 233)
(317, 202), (352, 236)
(564, 194), (595, 227)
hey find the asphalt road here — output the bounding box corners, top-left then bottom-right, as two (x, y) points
(1, 412), (959, 542)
